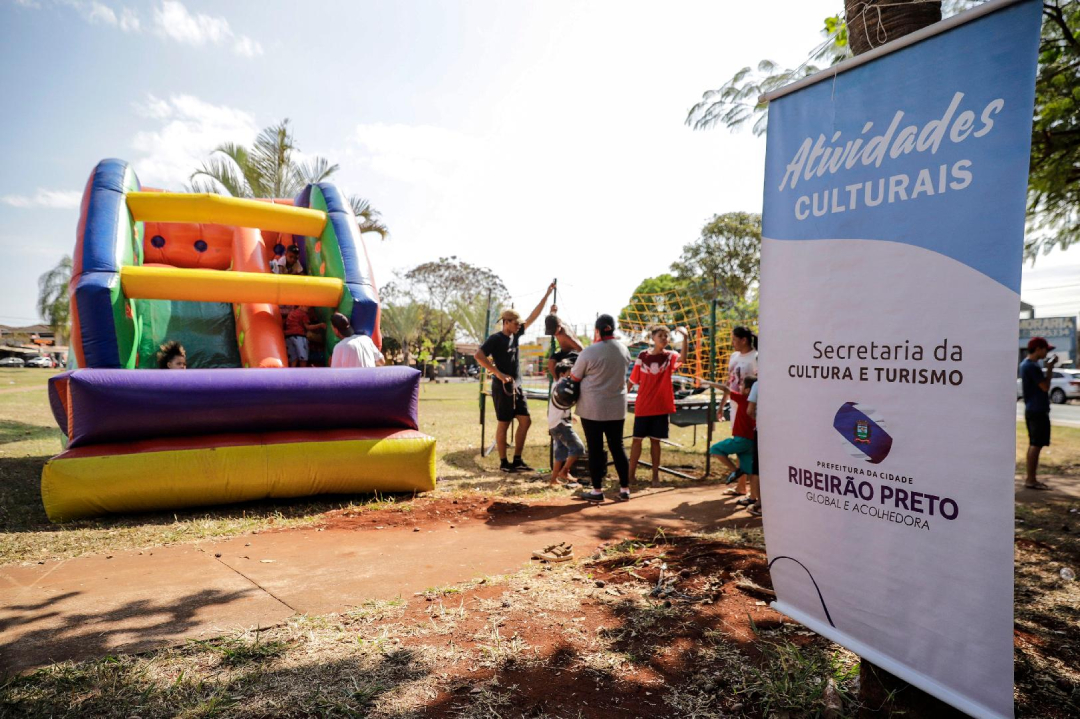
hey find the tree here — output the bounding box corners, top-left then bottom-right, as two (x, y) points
(618, 273), (691, 333)
(190, 119), (390, 239)
(1027, 0), (1080, 258)
(688, 1), (1080, 258)
(348, 196), (389, 240)
(452, 292), (497, 345)
(399, 257), (509, 355)
(670, 212), (762, 308)
(380, 300), (424, 366)
(37, 255), (72, 345)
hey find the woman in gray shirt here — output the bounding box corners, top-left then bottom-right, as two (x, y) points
(571, 314), (632, 501)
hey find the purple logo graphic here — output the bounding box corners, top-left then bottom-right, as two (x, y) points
(833, 402), (893, 464)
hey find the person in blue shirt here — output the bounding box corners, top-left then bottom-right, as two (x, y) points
(1020, 337), (1057, 490)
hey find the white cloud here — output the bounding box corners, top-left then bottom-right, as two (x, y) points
(118, 7), (139, 32)
(152, 1), (261, 56)
(0, 189), (82, 209)
(351, 124), (482, 188)
(86, 1), (116, 25)
(129, 93), (259, 189)
(232, 34), (262, 58)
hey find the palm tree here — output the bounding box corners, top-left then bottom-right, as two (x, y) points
(380, 300), (424, 366)
(451, 293), (495, 345)
(348, 195), (389, 239)
(189, 119), (339, 198)
(37, 255), (72, 345)
(189, 119), (391, 239)
(687, 1), (945, 135)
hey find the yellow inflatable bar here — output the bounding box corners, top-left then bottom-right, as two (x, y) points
(121, 266), (343, 306)
(127, 192), (327, 236)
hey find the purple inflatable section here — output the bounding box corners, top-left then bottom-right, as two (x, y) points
(51, 367), (421, 448)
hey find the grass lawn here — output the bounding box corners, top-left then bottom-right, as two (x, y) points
(1, 370), (1078, 717)
(0, 374), (728, 565)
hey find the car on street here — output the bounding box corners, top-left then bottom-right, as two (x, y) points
(26, 356), (55, 368)
(0, 356), (26, 367)
(1017, 368), (1080, 404)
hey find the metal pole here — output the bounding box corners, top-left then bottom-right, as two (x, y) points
(480, 289), (492, 453)
(705, 297), (717, 478)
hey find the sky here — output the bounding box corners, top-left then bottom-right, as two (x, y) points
(1, 0), (1077, 335)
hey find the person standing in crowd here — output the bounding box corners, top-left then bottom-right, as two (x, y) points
(711, 376), (757, 502)
(329, 313), (385, 368)
(1020, 337), (1056, 490)
(627, 325), (687, 487)
(156, 340), (187, 369)
(572, 314), (632, 502)
(745, 378), (761, 516)
(720, 326), (758, 422)
(284, 305), (314, 367)
(547, 360), (585, 488)
(545, 304), (584, 380)
(271, 244), (305, 275)
(474, 283), (556, 473)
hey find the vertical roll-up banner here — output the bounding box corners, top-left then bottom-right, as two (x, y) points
(758, 1), (1042, 717)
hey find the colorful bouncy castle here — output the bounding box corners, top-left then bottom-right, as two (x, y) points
(41, 159), (436, 522)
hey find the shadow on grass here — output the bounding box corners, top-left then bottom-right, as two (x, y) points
(0, 421), (58, 447)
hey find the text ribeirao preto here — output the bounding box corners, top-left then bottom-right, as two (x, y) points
(789, 338), (965, 386)
(778, 91), (1002, 220)
(789, 465), (959, 531)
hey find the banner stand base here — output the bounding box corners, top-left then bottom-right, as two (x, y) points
(770, 601), (1010, 719)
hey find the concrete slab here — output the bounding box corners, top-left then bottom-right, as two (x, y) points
(0, 544), (293, 674)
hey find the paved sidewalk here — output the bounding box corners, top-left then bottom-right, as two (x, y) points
(0, 485), (754, 674)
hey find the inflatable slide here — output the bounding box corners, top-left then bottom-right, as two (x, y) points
(41, 159), (436, 522)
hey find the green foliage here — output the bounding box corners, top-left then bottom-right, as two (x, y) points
(1027, 0), (1080, 257)
(670, 212), (762, 307)
(36, 255), (72, 344)
(689, 1), (1080, 257)
(190, 119), (389, 239)
(380, 300), (424, 365)
(452, 292), (498, 344)
(618, 273), (690, 328)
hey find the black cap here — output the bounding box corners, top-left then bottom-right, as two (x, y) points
(595, 314), (615, 336)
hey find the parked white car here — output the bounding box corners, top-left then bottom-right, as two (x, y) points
(1017, 368), (1080, 404)
(26, 356), (55, 368)
(0, 356), (26, 367)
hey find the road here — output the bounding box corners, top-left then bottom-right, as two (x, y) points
(1016, 400), (1080, 427)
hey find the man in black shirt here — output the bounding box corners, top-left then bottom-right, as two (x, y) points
(475, 282), (555, 472)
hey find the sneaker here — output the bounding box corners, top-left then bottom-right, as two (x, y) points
(580, 489), (604, 502)
(748, 503), (762, 517)
(617, 489), (631, 502)
(565, 481), (583, 490)
(500, 460), (515, 473)
(736, 495), (754, 506)
(724, 470), (744, 485)
(512, 458), (535, 473)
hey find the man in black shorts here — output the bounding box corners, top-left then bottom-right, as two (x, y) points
(1020, 337), (1056, 490)
(475, 283), (555, 472)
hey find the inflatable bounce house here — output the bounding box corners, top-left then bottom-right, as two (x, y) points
(41, 159), (436, 522)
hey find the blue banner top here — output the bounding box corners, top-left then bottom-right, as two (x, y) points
(762, 0), (1042, 292)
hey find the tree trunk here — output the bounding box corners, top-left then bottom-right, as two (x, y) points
(846, 0), (942, 55)
(845, 0), (949, 713)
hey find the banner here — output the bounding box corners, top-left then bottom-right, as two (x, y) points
(758, 2), (1041, 717)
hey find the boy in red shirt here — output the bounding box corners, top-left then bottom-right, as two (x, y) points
(709, 376), (757, 499)
(628, 325), (687, 487)
(284, 305), (315, 367)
